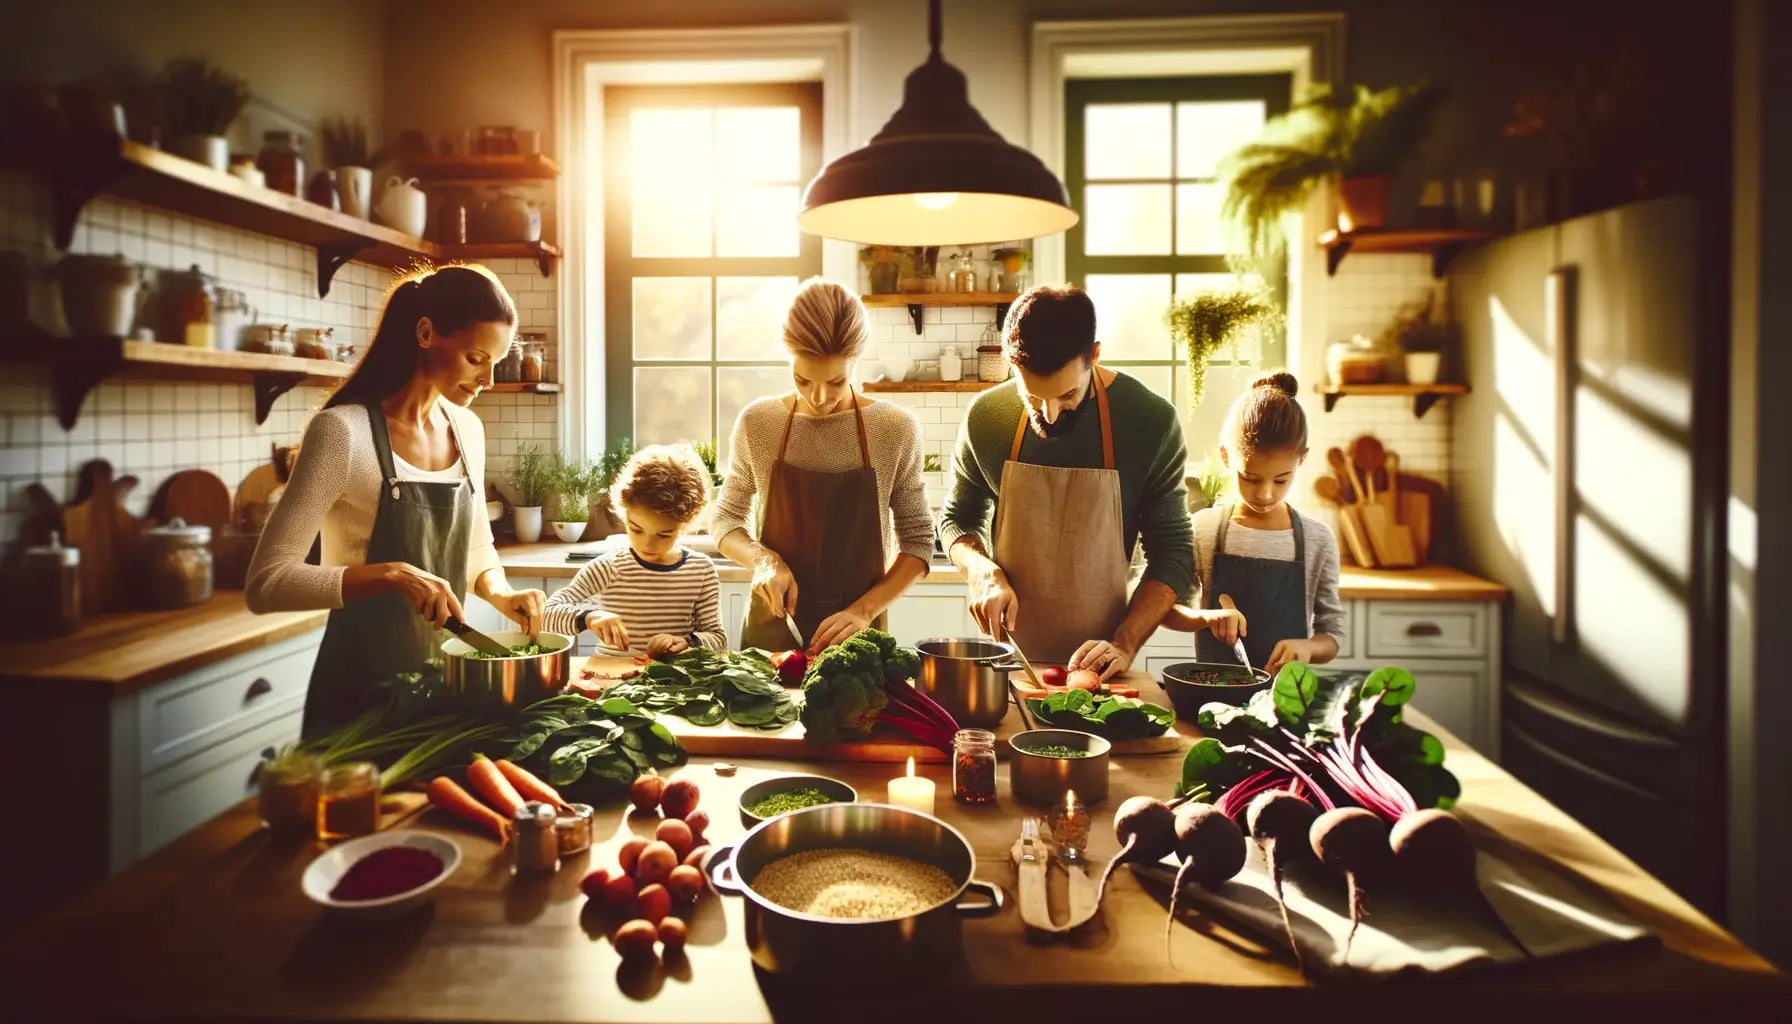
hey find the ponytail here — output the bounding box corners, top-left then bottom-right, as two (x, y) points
(327, 264), (516, 408)
(1222, 371), (1307, 456)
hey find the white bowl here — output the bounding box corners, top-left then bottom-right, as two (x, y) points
(301, 831), (461, 919)
(551, 521), (586, 543)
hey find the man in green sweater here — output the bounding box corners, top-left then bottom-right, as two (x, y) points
(940, 285), (1194, 679)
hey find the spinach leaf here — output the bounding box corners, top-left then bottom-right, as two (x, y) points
(1025, 691), (1173, 739)
(1177, 737), (1257, 799)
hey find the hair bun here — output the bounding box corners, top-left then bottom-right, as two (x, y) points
(1252, 371), (1298, 396)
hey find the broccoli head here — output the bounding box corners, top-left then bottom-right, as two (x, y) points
(853, 628), (900, 661)
(882, 644), (920, 684)
(800, 668), (887, 742)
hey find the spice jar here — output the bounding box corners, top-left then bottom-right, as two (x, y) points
(142, 517), (213, 609)
(317, 762), (380, 841)
(939, 345), (962, 383)
(519, 337), (544, 382)
(513, 801), (560, 874)
(554, 803), (595, 858)
(978, 332), (1006, 382)
(20, 531), (80, 636)
(495, 340), (523, 383)
(948, 250), (977, 293)
(153, 264), (214, 348)
(295, 327), (334, 360)
(952, 729), (997, 804)
(258, 751), (321, 838)
(257, 130), (305, 196)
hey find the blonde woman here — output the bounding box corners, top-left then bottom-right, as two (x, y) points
(713, 278), (933, 652)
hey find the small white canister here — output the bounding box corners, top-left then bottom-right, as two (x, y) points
(939, 345), (962, 382)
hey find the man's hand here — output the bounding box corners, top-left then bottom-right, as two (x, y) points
(1067, 639), (1134, 684)
(968, 568), (1019, 641)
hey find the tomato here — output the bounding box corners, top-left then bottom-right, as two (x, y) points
(770, 649), (808, 685)
(1040, 666), (1067, 688)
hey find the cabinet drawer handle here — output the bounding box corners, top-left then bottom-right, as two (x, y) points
(249, 747), (276, 788)
(1405, 622), (1443, 638)
(244, 677), (273, 701)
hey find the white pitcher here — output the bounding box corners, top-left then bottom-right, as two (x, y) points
(375, 176), (427, 238)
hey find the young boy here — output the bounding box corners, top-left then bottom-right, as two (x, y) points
(544, 444), (727, 656)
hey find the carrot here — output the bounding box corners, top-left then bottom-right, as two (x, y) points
(427, 776), (511, 844)
(494, 758), (570, 810)
(466, 754), (526, 817)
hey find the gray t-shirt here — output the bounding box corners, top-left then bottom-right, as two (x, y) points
(1190, 506), (1346, 645)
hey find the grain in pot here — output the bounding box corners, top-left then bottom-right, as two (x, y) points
(751, 848), (956, 919)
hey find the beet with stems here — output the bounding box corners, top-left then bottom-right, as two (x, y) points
(1388, 808), (1532, 957)
(1164, 802), (1247, 963)
(1246, 790), (1320, 975)
(1096, 796), (1178, 904)
(1309, 806), (1389, 967)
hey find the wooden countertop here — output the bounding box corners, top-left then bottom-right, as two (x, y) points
(497, 543), (1509, 601)
(1, 690), (1776, 1020)
(0, 593), (326, 694)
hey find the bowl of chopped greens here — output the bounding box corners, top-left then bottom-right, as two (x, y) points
(737, 774), (857, 828)
(441, 630), (574, 708)
(1160, 661), (1271, 718)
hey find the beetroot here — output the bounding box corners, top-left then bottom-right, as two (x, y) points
(1310, 807), (1389, 965)
(1247, 790), (1319, 974)
(1096, 796), (1178, 903)
(1164, 803), (1247, 963)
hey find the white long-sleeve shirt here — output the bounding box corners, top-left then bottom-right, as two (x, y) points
(245, 402), (502, 612)
(542, 546), (727, 652)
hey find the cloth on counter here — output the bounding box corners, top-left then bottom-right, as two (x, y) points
(542, 546), (726, 652)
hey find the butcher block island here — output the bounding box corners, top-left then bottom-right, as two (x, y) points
(0, 661), (1780, 1021)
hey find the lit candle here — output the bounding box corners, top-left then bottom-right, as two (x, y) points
(886, 756), (936, 815)
(1048, 788), (1091, 849)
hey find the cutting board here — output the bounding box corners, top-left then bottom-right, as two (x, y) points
(155, 470), (232, 531)
(30, 460), (143, 615)
(575, 658), (1186, 763)
(234, 464), (281, 529)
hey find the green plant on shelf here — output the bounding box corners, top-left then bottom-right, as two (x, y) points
(320, 117), (388, 169)
(160, 57), (250, 138)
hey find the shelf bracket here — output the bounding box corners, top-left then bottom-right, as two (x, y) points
(906, 303), (925, 335)
(1412, 391), (1443, 418)
(533, 249), (553, 278)
(1431, 243), (1469, 279)
(48, 336), (126, 430)
(251, 371), (306, 424)
(995, 302), (1011, 330)
(45, 143), (127, 251)
(315, 241), (372, 298)
(1325, 239), (1353, 277)
(1322, 391), (1343, 413)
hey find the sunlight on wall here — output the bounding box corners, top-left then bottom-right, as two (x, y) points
(1575, 514), (1690, 723)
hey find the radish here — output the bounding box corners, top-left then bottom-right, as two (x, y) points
(1309, 807), (1389, 966)
(1164, 802), (1247, 963)
(1246, 790), (1319, 974)
(1095, 796), (1177, 903)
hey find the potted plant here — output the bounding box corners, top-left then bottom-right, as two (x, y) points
(1220, 82), (1447, 266)
(549, 458), (602, 544)
(584, 436), (635, 539)
(1165, 289), (1278, 408)
(509, 441), (557, 544)
(160, 57), (249, 172)
(1186, 453), (1230, 513)
(321, 118), (386, 220)
(1392, 292), (1453, 385)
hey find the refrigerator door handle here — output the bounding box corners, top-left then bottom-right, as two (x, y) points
(1547, 266), (1576, 647)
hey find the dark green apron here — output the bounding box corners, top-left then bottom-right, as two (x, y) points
(301, 402), (476, 738)
(1196, 504), (1309, 669)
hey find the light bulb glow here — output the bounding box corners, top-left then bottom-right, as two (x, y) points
(913, 191), (960, 211)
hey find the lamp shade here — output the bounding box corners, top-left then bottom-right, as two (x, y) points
(798, 13), (1077, 245)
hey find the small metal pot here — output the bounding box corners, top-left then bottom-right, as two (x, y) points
(707, 803), (1004, 979)
(1008, 728), (1111, 806)
(441, 630), (572, 708)
(916, 637), (1020, 729)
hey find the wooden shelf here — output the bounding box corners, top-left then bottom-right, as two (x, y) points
(1, 324), (351, 428)
(401, 154), (560, 181)
(2, 136), (439, 298)
(436, 241), (560, 277)
(861, 292), (1020, 335)
(1318, 228), (1495, 278)
(862, 379), (1001, 394)
(485, 382), (560, 394)
(1316, 382), (1469, 418)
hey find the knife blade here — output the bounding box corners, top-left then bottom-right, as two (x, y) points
(1008, 636), (1046, 689)
(1217, 594), (1251, 673)
(783, 611), (804, 650)
(443, 616), (512, 657)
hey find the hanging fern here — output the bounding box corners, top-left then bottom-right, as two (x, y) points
(1166, 290), (1280, 409)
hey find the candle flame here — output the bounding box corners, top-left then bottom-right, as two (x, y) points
(1066, 788), (1077, 809)
(906, 756), (916, 778)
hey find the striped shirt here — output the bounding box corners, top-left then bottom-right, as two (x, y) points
(542, 547), (727, 652)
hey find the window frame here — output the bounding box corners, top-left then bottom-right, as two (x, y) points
(600, 81), (825, 449)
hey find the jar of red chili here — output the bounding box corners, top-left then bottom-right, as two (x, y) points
(952, 728), (997, 804)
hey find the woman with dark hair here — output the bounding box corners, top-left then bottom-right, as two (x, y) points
(247, 264), (545, 735)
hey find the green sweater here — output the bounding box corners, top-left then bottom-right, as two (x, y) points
(938, 370), (1194, 598)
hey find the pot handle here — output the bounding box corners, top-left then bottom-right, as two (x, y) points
(955, 879), (1005, 917)
(990, 660), (1023, 673)
(706, 844), (744, 896)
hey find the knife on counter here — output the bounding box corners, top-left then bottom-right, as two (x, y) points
(1217, 594), (1252, 674)
(443, 616), (513, 657)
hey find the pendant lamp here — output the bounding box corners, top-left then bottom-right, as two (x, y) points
(797, 0), (1078, 245)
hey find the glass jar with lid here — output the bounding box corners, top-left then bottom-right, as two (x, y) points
(20, 531), (80, 636)
(257, 130), (306, 196)
(142, 517), (214, 609)
(519, 334), (545, 383)
(495, 340), (523, 383)
(952, 729), (997, 804)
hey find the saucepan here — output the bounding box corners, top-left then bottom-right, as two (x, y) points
(915, 637), (1021, 729)
(441, 629), (573, 708)
(1159, 660), (1272, 719)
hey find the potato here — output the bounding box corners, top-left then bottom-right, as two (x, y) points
(580, 866), (618, 901)
(1067, 668), (1101, 691)
(635, 840), (678, 886)
(657, 916), (688, 952)
(682, 844), (711, 870)
(666, 864), (704, 905)
(629, 774), (665, 812)
(613, 919), (658, 960)
(601, 871), (638, 911)
(617, 837), (650, 877)
(683, 808), (710, 841)
(660, 777), (701, 820)
(636, 883), (672, 925)
(655, 818), (694, 861)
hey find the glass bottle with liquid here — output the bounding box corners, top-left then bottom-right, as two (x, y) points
(317, 762), (381, 841)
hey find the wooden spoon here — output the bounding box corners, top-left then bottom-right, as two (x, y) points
(1350, 435), (1388, 496)
(1328, 447), (1367, 504)
(1314, 476), (1346, 506)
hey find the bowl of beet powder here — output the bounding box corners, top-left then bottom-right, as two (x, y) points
(302, 832), (460, 917)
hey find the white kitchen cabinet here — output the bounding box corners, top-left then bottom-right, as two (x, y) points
(885, 583), (977, 647)
(720, 580), (751, 648)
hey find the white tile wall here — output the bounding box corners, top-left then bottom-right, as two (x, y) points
(470, 259), (559, 490)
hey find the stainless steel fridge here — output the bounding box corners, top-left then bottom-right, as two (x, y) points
(1449, 196), (1729, 914)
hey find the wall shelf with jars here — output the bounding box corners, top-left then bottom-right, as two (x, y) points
(857, 241), (1032, 334)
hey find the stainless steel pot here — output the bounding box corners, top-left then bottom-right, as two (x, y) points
(706, 802), (1004, 979)
(916, 637), (1019, 729)
(441, 630), (572, 707)
(1008, 728), (1112, 806)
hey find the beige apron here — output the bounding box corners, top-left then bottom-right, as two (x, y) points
(992, 370), (1129, 665)
(739, 394), (888, 651)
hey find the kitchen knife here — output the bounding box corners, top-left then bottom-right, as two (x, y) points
(443, 616), (513, 657)
(1217, 595), (1252, 673)
(783, 611), (805, 650)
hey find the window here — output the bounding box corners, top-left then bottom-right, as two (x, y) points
(602, 83), (823, 459)
(1064, 75), (1291, 450)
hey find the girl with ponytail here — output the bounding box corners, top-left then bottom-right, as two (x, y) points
(247, 264), (546, 735)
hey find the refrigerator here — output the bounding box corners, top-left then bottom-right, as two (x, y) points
(1449, 196), (1729, 915)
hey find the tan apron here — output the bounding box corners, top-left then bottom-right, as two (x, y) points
(740, 394), (888, 651)
(991, 370), (1129, 665)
